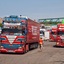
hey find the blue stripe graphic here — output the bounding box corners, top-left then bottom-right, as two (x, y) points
(1, 44), (23, 49)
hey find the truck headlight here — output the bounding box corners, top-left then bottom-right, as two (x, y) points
(1, 46), (4, 48)
(19, 47), (22, 49)
(56, 42), (59, 45)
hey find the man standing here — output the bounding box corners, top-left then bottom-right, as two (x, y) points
(39, 38), (43, 51)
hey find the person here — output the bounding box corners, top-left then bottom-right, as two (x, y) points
(39, 38), (43, 51)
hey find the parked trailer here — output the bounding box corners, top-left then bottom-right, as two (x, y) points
(0, 15), (40, 53)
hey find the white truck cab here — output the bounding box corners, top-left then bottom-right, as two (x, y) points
(40, 28), (49, 40)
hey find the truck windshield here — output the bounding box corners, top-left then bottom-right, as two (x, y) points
(58, 31), (64, 35)
(1, 28), (23, 36)
(51, 32), (56, 35)
(40, 31), (44, 35)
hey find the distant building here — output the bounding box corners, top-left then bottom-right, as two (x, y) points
(0, 18), (3, 23)
(38, 17), (64, 22)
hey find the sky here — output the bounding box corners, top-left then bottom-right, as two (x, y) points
(0, 0), (64, 21)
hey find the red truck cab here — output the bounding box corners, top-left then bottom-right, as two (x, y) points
(56, 24), (64, 46)
(50, 27), (57, 41)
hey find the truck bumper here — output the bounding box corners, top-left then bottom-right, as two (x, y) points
(0, 48), (24, 53)
(56, 42), (64, 47)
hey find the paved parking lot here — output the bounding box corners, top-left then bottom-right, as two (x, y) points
(0, 41), (64, 64)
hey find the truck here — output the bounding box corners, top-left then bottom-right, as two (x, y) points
(0, 15), (40, 53)
(40, 28), (49, 40)
(56, 24), (64, 46)
(50, 27), (57, 41)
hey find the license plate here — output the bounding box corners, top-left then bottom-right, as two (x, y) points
(8, 50), (14, 52)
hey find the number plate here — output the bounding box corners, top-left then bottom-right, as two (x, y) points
(8, 50), (14, 52)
